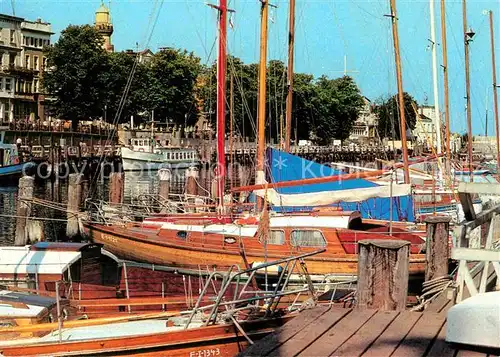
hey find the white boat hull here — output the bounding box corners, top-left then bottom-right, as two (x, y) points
(121, 148), (199, 171)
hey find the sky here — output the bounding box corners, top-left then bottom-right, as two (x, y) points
(10, 0), (500, 135)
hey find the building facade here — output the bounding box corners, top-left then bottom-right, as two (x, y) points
(349, 97), (378, 144)
(413, 105), (438, 149)
(19, 18), (52, 123)
(0, 14), (52, 126)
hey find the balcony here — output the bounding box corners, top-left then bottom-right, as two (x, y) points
(1, 64), (35, 76)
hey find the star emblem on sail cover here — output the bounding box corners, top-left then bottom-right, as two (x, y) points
(273, 156), (287, 170)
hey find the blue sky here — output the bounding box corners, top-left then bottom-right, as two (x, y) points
(11, 0), (500, 135)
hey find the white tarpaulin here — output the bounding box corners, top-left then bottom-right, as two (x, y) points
(254, 171), (411, 207)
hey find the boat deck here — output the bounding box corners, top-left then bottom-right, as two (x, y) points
(240, 298), (497, 357)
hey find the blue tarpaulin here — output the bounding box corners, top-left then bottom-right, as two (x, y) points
(265, 148), (414, 222)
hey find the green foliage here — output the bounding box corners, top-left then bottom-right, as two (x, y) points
(44, 26), (203, 126)
(43, 25), (109, 129)
(44, 25), (369, 144)
(310, 76), (365, 144)
(199, 59), (364, 145)
(374, 92), (418, 140)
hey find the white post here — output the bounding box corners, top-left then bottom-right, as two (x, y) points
(123, 262), (131, 313)
(430, 0), (443, 183)
(55, 281), (62, 343)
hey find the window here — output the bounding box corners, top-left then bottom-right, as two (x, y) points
(10, 30), (14, 43)
(26, 81), (32, 94)
(291, 230), (326, 247)
(176, 231), (187, 240)
(42, 57), (47, 69)
(30, 37), (34, 46)
(34, 38), (38, 47)
(25, 55), (30, 68)
(5, 79), (11, 91)
(0, 78), (3, 91)
(34, 56), (39, 70)
(268, 230), (285, 245)
(34, 79), (39, 92)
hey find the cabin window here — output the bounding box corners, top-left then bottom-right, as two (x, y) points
(177, 231), (187, 240)
(166, 152), (170, 160)
(291, 230), (326, 247)
(268, 230), (285, 245)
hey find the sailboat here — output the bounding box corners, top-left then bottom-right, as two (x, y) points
(85, 0), (428, 282)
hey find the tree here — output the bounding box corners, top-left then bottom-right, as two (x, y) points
(43, 25), (109, 130)
(375, 92), (418, 140)
(310, 76), (365, 145)
(147, 48), (202, 126)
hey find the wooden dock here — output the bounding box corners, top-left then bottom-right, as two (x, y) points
(240, 299), (496, 357)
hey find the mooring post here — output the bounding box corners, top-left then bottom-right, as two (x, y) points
(109, 171), (124, 205)
(80, 179), (89, 209)
(66, 173), (83, 239)
(424, 215), (452, 282)
(158, 168), (171, 200)
(185, 167), (199, 197)
(357, 240), (410, 311)
(14, 176), (35, 246)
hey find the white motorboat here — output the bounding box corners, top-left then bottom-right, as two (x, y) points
(121, 138), (199, 171)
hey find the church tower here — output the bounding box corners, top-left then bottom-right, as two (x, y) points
(95, 1), (114, 52)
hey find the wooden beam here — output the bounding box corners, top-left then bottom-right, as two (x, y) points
(451, 248), (500, 262)
(458, 182), (500, 195)
(458, 192), (476, 222)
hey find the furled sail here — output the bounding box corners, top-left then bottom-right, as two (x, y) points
(254, 183), (411, 207)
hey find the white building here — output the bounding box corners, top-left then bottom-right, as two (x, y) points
(413, 105), (438, 150)
(0, 14), (23, 124)
(349, 97), (378, 144)
(0, 14), (52, 126)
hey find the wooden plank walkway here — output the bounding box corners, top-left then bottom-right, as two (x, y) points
(239, 305), (495, 357)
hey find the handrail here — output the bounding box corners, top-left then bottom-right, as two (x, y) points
(184, 249), (325, 329)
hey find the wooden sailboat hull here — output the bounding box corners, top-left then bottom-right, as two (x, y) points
(0, 317), (286, 356)
(86, 223), (426, 277)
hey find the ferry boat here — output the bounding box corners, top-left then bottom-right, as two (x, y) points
(121, 138), (199, 171)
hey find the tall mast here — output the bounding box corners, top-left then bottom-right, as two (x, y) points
(229, 71), (234, 189)
(489, 10), (500, 174)
(389, 0), (410, 184)
(440, 0), (451, 178)
(210, 0), (228, 207)
(429, 0), (442, 171)
(463, 0), (473, 181)
(284, 0), (295, 152)
(256, 0), (269, 206)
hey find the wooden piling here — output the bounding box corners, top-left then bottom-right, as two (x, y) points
(66, 173), (83, 239)
(424, 215), (451, 282)
(185, 167), (199, 197)
(14, 176), (35, 246)
(158, 168), (171, 199)
(357, 240), (410, 311)
(109, 172), (124, 205)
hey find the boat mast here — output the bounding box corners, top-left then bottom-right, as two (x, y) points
(463, 0), (474, 181)
(210, 0), (228, 207)
(256, 0), (269, 207)
(230, 71), (234, 189)
(440, 0), (451, 179)
(284, 0), (295, 152)
(489, 10), (500, 174)
(389, 0), (410, 184)
(429, 0), (443, 183)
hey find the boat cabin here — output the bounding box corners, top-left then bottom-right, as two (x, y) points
(0, 242), (122, 298)
(0, 290), (75, 339)
(0, 143), (19, 167)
